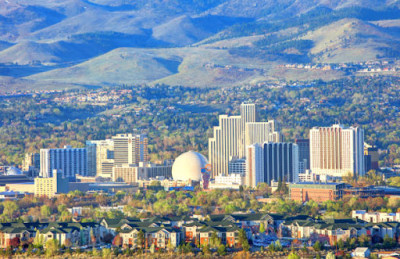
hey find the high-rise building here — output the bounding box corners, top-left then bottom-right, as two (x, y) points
(208, 104), (280, 177)
(86, 139), (114, 177)
(245, 122), (282, 148)
(245, 142), (299, 187)
(295, 139), (310, 173)
(40, 146), (87, 179)
(310, 124), (365, 177)
(263, 142), (299, 184)
(245, 144), (264, 187)
(112, 134), (148, 167)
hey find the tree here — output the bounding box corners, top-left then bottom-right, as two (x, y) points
(40, 205), (51, 218)
(112, 235), (122, 247)
(326, 251), (336, 259)
(9, 237), (20, 248)
(210, 231), (221, 249)
(238, 229), (250, 252)
(313, 240), (322, 251)
(3, 201), (18, 219)
(167, 238), (174, 252)
(136, 230), (145, 249)
(288, 252), (301, 259)
(45, 239), (59, 257)
(64, 238), (72, 248)
(259, 222), (265, 234)
(201, 244), (211, 255)
(217, 244), (226, 255)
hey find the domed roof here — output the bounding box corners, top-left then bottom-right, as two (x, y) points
(6, 167), (23, 176)
(172, 151), (208, 181)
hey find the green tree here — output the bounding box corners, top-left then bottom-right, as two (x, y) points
(210, 231), (221, 249)
(313, 240), (322, 251)
(2, 201), (18, 219)
(136, 230), (145, 249)
(40, 205), (51, 218)
(217, 244), (226, 255)
(238, 229), (250, 252)
(288, 252), (300, 259)
(259, 222), (265, 233)
(45, 239), (59, 257)
(326, 251), (336, 259)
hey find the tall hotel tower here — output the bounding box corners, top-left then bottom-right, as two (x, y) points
(40, 146), (87, 179)
(112, 134), (149, 166)
(310, 124), (365, 177)
(209, 104), (281, 177)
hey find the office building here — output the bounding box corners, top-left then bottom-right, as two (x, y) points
(208, 103), (280, 177)
(310, 124), (365, 177)
(263, 142), (299, 184)
(113, 162), (172, 184)
(40, 146), (87, 179)
(295, 139), (310, 173)
(289, 182), (346, 203)
(112, 134), (148, 166)
(86, 139), (114, 177)
(245, 142), (299, 187)
(34, 170), (69, 198)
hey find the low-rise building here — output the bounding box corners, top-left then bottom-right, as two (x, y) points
(289, 182), (346, 202)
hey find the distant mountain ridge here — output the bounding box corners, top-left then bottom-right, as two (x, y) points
(0, 0), (400, 91)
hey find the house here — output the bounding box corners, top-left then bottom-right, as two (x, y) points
(352, 247), (371, 258)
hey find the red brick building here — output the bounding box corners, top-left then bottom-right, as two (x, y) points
(289, 182), (345, 203)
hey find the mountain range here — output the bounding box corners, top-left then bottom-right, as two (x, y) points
(1, 0), (400, 92)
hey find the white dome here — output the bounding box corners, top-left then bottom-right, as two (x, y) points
(172, 151), (208, 181)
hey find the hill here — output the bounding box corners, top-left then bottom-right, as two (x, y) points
(1, 0), (400, 90)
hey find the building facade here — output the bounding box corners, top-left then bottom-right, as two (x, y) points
(40, 146), (87, 179)
(245, 144), (264, 188)
(112, 134), (148, 167)
(295, 139), (310, 173)
(310, 124), (365, 178)
(245, 143), (299, 187)
(113, 162), (172, 184)
(86, 139), (114, 177)
(289, 182), (346, 203)
(34, 170), (69, 198)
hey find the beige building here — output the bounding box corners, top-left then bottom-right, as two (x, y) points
(34, 170), (69, 198)
(86, 139), (114, 177)
(310, 124), (365, 177)
(113, 162), (172, 184)
(112, 134), (148, 166)
(209, 103), (281, 177)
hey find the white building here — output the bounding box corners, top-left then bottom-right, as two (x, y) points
(40, 146), (87, 178)
(245, 144), (264, 188)
(86, 139), (114, 177)
(352, 210), (400, 223)
(310, 124), (364, 177)
(208, 103), (280, 177)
